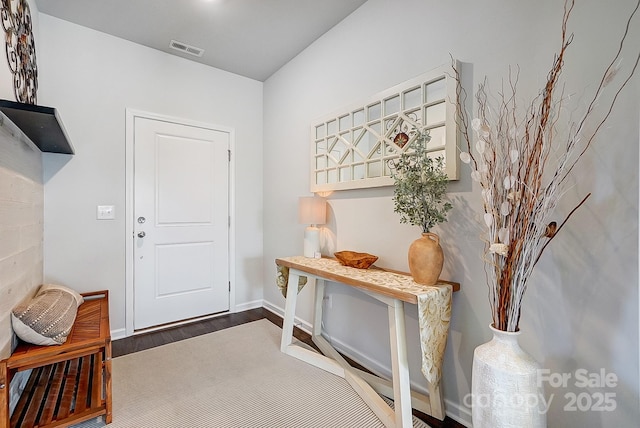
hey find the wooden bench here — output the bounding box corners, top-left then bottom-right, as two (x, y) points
(0, 291), (112, 428)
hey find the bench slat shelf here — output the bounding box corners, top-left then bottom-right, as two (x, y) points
(0, 291), (112, 428)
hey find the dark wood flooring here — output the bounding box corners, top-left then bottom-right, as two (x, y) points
(112, 308), (465, 428)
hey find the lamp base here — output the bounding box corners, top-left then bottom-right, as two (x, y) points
(303, 226), (320, 258)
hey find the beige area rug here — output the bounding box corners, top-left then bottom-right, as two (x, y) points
(73, 319), (431, 428)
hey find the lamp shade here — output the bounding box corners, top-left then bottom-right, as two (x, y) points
(298, 196), (326, 225)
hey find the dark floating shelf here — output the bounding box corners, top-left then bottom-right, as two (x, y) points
(0, 99), (74, 154)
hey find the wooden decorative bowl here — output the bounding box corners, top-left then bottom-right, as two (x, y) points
(334, 251), (378, 269)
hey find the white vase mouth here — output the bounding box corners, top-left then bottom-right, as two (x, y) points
(489, 323), (521, 336)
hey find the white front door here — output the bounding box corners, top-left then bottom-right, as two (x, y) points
(133, 116), (230, 330)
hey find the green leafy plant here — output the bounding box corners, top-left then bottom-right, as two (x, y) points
(389, 130), (452, 233)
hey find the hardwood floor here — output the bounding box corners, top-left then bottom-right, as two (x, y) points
(112, 308), (266, 357)
(112, 308), (466, 428)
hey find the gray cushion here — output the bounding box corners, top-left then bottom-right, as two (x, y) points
(39, 283), (84, 307)
(11, 289), (79, 346)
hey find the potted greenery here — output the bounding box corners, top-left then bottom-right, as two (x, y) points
(389, 129), (452, 285)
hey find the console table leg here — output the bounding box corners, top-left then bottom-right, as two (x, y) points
(313, 279), (325, 337)
(388, 299), (412, 428)
(280, 271), (301, 352)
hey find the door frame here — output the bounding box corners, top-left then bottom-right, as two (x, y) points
(125, 109), (236, 337)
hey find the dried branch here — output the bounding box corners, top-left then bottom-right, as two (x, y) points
(452, 0), (639, 331)
(533, 193), (591, 266)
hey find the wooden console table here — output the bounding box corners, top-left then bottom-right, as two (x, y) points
(276, 256), (459, 428)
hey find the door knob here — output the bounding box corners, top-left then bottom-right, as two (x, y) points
(137, 231), (146, 238)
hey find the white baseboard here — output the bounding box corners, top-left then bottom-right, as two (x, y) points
(261, 299), (473, 427)
(321, 332), (427, 392)
(443, 402), (472, 427)
(110, 328), (126, 341)
(261, 299), (282, 317)
(262, 299), (313, 334)
(233, 299), (263, 313)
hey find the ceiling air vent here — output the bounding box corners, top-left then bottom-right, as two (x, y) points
(169, 40), (204, 57)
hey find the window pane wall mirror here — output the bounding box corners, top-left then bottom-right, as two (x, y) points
(310, 61), (460, 192)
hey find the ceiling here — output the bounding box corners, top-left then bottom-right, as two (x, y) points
(34, 0), (368, 82)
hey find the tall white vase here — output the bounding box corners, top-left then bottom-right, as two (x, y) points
(472, 324), (547, 428)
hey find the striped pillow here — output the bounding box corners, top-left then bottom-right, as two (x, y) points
(11, 289), (78, 346)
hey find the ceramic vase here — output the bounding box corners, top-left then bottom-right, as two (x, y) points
(407, 232), (443, 285)
(472, 324), (547, 428)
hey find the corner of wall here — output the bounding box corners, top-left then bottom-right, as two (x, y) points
(0, 130), (44, 360)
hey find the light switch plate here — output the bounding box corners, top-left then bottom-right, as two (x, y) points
(97, 205), (115, 220)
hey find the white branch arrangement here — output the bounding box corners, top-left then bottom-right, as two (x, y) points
(454, 0), (639, 332)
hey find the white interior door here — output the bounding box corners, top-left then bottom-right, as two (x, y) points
(133, 116), (230, 330)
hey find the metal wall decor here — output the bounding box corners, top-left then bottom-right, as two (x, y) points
(311, 62), (459, 192)
(1, 0), (38, 104)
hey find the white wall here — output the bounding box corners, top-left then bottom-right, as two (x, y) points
(262, 0), (639, 426)
(37, 15), (264, 336)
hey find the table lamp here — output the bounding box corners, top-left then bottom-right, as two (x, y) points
(298, 196), (326, 257)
